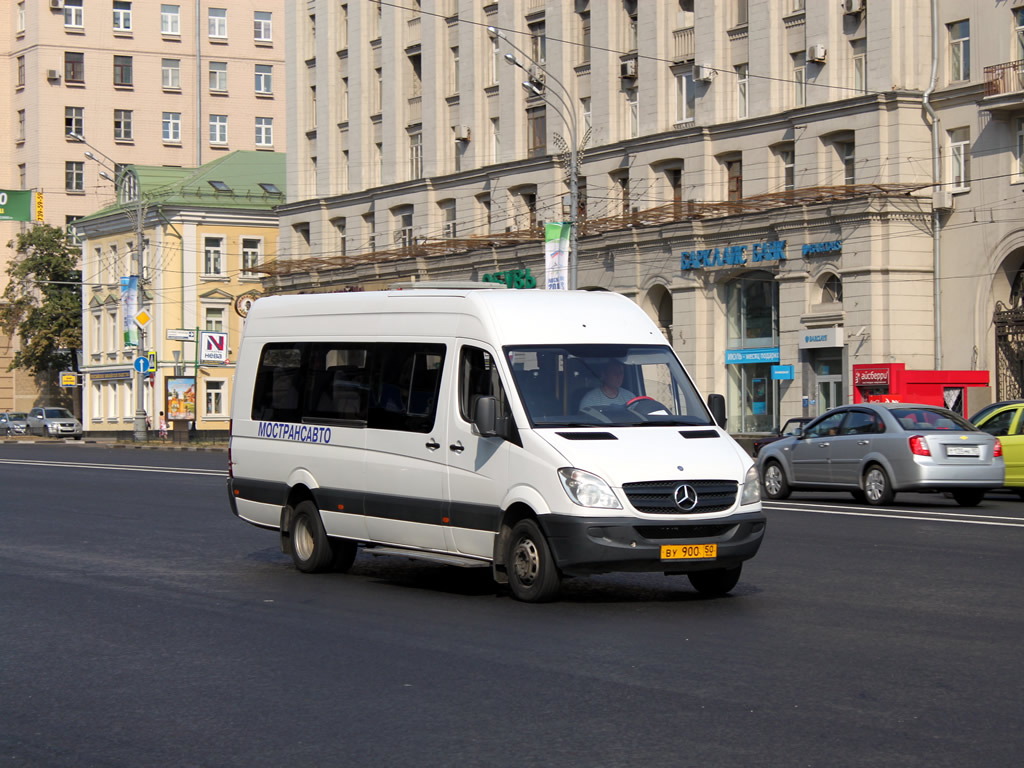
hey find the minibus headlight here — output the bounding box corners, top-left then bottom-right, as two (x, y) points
(740, 465), (761, 505)
(557, 468), (622, 510)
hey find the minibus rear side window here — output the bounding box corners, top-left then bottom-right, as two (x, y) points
(303, 344), (369, 424)
(251, 343), (306, 423)
(367, 343), (446, 433)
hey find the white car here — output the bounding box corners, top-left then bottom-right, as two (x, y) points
(27, 407), (83, 439)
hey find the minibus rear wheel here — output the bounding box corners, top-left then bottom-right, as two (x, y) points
(290, 501), (335, 573)
(506, 519), (560, 603)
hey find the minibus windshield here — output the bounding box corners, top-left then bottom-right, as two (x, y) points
(506, 344), (714, 428)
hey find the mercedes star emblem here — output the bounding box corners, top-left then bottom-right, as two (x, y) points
(673, 484), (699, 511)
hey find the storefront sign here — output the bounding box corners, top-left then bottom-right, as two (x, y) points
(798, 327), (844, 349)
(854, 366), (890, 386)
(771, 364), (795, 380)
(0, 190), (37, 222)
(483, 268), (537, 289)
(681, 241), (786, 272)
(90, 370), (133, 381)
(802, 240), (843, 256)
(725, 347), (780, 364)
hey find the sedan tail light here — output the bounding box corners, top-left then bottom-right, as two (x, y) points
(994, 438), (1003, 458)
(908, 435), (931, 456)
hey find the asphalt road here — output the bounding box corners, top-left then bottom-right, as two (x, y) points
(1, 442), (1022, 767)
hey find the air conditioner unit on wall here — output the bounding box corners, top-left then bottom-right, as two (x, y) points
(620, 59), (638, 79)
(454, 125), (471, 141)
(693, 64), (716, 82)
(46, 69), (61, 80)
(807, 44), (827, 63)
(933, 189), (954, 211)
(843, 0), (865, 14)
(50, 0), (64, 9)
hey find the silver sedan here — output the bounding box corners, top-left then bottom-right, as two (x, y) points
(757, 403), (1005, 507)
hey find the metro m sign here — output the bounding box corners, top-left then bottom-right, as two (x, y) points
(200, 331), (229, 363)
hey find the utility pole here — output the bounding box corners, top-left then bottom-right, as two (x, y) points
(129, 171), (148, 442)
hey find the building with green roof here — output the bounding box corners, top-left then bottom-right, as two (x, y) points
(74, 151), (284, 436)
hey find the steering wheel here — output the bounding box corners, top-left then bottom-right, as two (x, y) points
(625, 396), (669, 418)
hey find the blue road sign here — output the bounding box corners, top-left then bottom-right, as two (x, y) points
(133, 356), (151, 374)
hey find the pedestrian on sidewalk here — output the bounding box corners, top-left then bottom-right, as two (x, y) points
(159, 411), (168, 439)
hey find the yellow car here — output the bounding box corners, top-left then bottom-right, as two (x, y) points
(971, 400), (1024, 496)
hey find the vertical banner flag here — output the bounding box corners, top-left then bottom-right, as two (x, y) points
(121, 276), (139, 348)
(544, 222), (570, 290)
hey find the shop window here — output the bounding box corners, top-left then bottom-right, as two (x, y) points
(726, 272), (780, 433)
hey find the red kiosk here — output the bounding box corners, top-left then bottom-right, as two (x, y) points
(852, 363), (990, 417)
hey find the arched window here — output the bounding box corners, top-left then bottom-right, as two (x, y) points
(822, 273), (842, 304)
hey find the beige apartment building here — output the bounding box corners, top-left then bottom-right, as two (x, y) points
(1, 0), (285, 412)
(271, 0), (1024, 434)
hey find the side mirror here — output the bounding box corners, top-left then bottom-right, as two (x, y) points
(474, 396), (498, 437)
(792, 426), (804, 438)
(707, 393), (727, 429)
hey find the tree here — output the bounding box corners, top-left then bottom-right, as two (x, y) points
(1, 224), (82, 378)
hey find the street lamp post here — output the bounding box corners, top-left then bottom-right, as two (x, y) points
(490, 27), (580, 290)
(69, 133), (149, 441)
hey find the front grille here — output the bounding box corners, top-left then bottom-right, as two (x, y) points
(622, 479), (738, 514)
(634, 524), (735, 540)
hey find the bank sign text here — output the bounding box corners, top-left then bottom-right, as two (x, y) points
(681, 240), (787, 272)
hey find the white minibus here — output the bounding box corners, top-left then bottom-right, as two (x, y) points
(227, 286), (765, 601)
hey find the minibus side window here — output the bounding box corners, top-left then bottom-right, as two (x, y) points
(367, 343), (446, 433)
(459, 346), (508, 425)
(303, 343), (369, 424)
(251, 343), (306, 423)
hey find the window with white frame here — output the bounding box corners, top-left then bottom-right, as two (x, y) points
(107, 311), (118, 353)
(255, 117), (273, 147)
(852, 39), (867, 94)
(491, 117), (500, 164)
(209, 114), (228, 145)
(339, 77), (348, 120)
(491, 37), (500, 85)
(66, 161), (84, 192)
(64, 0), (84, 28)
(334, 218), (347, 256)
(339, 3), (349, 49)
(65, 106), (84, 138)
(675, 71), (695, 123)
(449, 46), (459, 94)
(581, 98), (592, 132)
(241, 238), (262, 274)
(441, 200), (457, 238)
(113, 109), (133, 141)
(948, 20), (970, 82)
(409, 131), (423, 179)
(254, 11), (272, 41)
(841, 142), (856, 185)
(17, 2), (25, 33)
(736, 63), (749, 118)
(209, 8), (227, 38)
(113, 2), (132, 32)
(162, 59), (180, 89)
(108, 382), (118, 420)
(255, 64), (272, 94)
(364, 213), (376, 251)
(122, 381), (133, 421)
(91, 314), (102, 356)
(161, 4), (180, 35)
(374, 69), (383, 113)
(204, 237), (224, 275)
(209, 61), (227, 92)
(529, 20), (546, 64)
(779, 146), (795, 191)
(394, 208), (414, 249)
(163, 112), (181, 142)
(627, 87), (639, 138)
(205, 307), (225, 331)
(17, 110), (25, 142)
(1017, 118), (1024, 180)
(92, 383), (102, 419)
(949, 127), (970, 190)
(792, 52), (806, 107)
(205, 380), (226, 417)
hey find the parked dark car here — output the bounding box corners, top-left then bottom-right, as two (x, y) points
(757, 403), (1004, 507)
(751, 417), (812, 457)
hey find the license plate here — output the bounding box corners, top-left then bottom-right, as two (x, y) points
(946, 445), (980, 457)
(661, 543), (717, 560)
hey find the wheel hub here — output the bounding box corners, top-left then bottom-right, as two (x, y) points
(511, 537), (540, 585)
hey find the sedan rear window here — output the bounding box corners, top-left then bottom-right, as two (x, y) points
(891, 408), (973, 431)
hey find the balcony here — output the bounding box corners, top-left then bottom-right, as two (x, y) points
(406, 15), (421, 49)
(983, 59), (1024, 114)
(672, 27), (695, 62)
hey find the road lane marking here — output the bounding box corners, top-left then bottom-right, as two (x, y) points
(0, 458), (226, 477)
(763, 501), (1024, 528)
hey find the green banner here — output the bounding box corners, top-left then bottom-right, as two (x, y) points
(0, 190), (34, 222)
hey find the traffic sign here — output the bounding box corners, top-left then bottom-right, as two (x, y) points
(134, 309), (152, 329)
(167, 329), (197, 342)
(133, 356), (151, 374)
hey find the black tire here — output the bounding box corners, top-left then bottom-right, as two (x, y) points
(850, 489), (866, 503)
(952, 489), (985, 507)
(289, 501), (335, 573)
(329, 537), (358, 572)
(688, 564), (742, 597)
(761, 460), (791, 500)
(863, 464), (895, 506)
(506, 519), (561, 603)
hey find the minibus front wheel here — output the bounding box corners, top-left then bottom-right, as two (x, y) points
(289, 501), (356, 574)
(506, 519), (561, 603)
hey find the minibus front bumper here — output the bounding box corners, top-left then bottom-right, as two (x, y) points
(538, 510), (766, 576)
